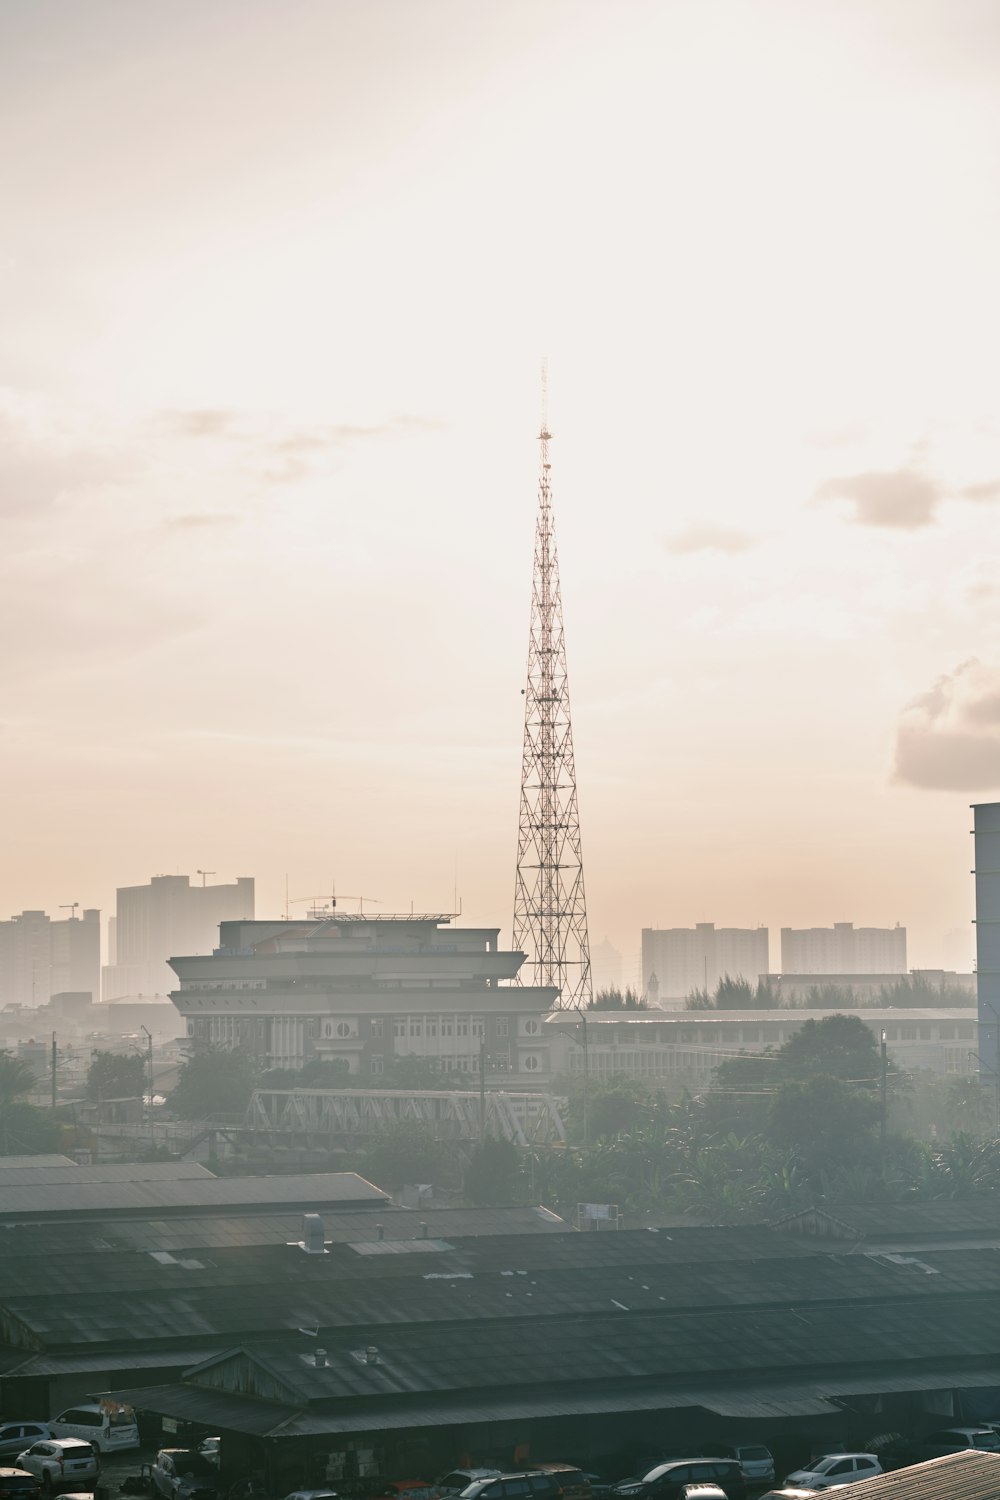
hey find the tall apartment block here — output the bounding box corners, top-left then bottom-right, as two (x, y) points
(780, 922), (906, 975)
(102, 874), (255, 1000)
(641, 923), (770, 1003)
(0, 908), (100, 1008)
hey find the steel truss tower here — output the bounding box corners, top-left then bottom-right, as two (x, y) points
(512, 403), (592, 1008)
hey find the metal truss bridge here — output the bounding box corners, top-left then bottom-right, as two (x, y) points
(244, 1087), (566, 1146)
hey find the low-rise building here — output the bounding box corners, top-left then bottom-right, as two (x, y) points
(170, 914), (557, 1079)
(545, 1007), (978, 1081)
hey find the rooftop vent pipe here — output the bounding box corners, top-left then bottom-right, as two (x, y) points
(376, 1223), (385, 1241)
(420, 1221), (428, 1240)
(314, 1347), (327, 1367)
(365, 1345), (380, 1365)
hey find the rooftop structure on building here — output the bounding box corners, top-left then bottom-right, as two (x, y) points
(641, 923), (769, 1003)
(0, 907), (100, 1009)
(170, 912), (557, 1079)
(103, 873), (254, 1001)
(781, 921), (906, 975)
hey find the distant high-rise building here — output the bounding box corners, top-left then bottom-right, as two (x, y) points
(102, 874), (254, 999)
(641, 923), (770, 1003)
(591, 937), (624, 995)
(0, 908), (100, 1008)
(780, 922), (906, 975)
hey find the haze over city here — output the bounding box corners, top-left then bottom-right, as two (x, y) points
(5, 0), (1000, 968)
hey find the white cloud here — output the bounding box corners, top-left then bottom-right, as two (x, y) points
(895, 659), (1000, 790)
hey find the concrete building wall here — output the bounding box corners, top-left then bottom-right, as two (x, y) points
(546, 1008), (978, 1082)
(780, 922), (906, 975)
(0, 909), (100, 1008)
(103, 875), (255, 999)
(171, 916), (557, 1080)
(641, 923), (770, 1002)
(974, 802), (1000, 1077)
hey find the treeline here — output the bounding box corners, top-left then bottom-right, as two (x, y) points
(685, 974), (972, 1010)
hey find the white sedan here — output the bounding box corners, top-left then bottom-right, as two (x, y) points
(783, 1454), (882, 1490)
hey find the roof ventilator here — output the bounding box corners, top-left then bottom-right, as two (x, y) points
(298, 1213), (328, 1254)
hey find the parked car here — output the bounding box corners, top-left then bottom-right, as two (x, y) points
(911, 1427), (1000, 1461)
(716, 1448), (775, 1487)
(680, 1489), (728, 1500)
(15, 1439), (100, 1494)
(48, 1406), (139, 1455)
(149, 1450), (220, 1500)
(196, 1442), (220, 1470)
(282, 1491), (340, 1500)
(534, 1466), (592, 1500)
(0, 1470), (42, 1500)
(611, 1460), (746, 1500)
(782, 1455), (881, 1490)
(0, 1434), (50, 1465)
(458, 1474), (561, 1500)
(437, 1474), (502, 1498)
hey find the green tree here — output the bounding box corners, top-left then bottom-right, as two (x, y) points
(87, 1050), (146, 1102)
(580, 1077), (655, 1142)
(685, 988), (713, 1011)
(0, 1051), (37, 1108)
(767, 1074), (881, 1172)
(589, 986), (648, 1011)
(360, 1122), (452, 1189)
(0, 1051), (61, 1156)
(776, 1012), (882, 1083)
(381, 1056), (445, 1089)
(168, 1048), (260, 1119)
(299, 1058), (350, 1088)
(464, 1138), (520, 1204)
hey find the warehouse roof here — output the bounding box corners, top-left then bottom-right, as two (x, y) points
(836, 1450), (1000, 1499)
(106, 1363), (1000, 1439)
(0, 1205), (568, 1257)
(773, 1201), (1000, 1243)
(0, 1161), (215, 1186)
(0, 1155), (76, 1170)
(0, 1171), (387, 1220)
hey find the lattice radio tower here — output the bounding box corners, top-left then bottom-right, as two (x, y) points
(512, 375), (592, 1008)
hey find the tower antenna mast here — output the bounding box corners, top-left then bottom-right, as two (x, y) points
(512, 365), (592, 1008)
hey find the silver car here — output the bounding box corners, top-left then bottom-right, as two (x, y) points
(782, 1455), (881, 1491)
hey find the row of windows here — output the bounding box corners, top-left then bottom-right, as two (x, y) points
(368, 1054), (521, 1074)
(583, 1022), (977, 1045)
(322, 1016), (514, 1041)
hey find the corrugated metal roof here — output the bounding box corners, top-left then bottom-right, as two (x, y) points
(0, 1206), (570, 1259)
(0, 1162), (215, 1186)
(8, 1347), (226, 1377)
(0, 1172), (387, 1219)
(776, 1202), (1000, 1237)
(0, 1155), (76, 1169)
(837, 1450), (1000, 1499)
(105, 1366), (1000, 1439)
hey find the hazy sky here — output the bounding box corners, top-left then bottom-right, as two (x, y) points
(3, 0), (1000, 973)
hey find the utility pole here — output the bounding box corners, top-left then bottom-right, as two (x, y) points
(880, 1029), (888, 1146)
(512, 368), (592, 1008)
(141, 1025), (154, 1147)
(196, 870), (215, 889)
(51, 1032), (57, 1112)
(479, 1036), (487, 1142)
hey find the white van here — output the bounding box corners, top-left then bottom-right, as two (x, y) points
(49, 1403), (140, 1452)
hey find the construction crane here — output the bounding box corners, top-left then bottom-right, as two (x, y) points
(196, 869), (216, 888)
(59, 902), (79, 920)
